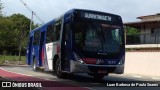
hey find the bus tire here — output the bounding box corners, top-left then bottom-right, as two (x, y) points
(55, 59), (65, 78)
(32, 58), (37, 71)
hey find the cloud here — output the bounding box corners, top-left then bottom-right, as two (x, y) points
(1, 0), (160, 23)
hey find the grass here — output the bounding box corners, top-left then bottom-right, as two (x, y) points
(0, 55), (26, 65)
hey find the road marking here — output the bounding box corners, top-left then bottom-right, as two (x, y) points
(0, 67), (59, 81)
(0, 67), (92, 90)
(120, 74), (124, 76)
(0, 67), (63, 82)
(132, 75), (142, 78)
(0, 67), (34, 77)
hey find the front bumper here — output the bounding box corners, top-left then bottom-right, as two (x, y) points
(70, 60), (124, 74)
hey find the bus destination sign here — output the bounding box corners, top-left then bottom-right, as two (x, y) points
(81, 12), (112, 21)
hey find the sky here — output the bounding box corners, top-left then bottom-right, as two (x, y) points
(1, 0), (160, 24)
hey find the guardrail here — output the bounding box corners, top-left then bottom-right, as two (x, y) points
(126, 33), (160, 45)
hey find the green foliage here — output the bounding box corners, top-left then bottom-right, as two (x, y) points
(0, 14), (38, 55)
(126, 26), (140, 35)
(0, 17), (15, 53)
(0, 0), (39, 61)
(0, 0), (3, 16)
(11, 14), (31, 55)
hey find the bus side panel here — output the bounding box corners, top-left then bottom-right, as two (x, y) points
(43, 42), (59, 71)
(43, 44), (48, 70)
(32, 45), (39, 66)
(41, 42), (45, 67)
(27, 37), (33, 65)
(44, 43), (53, 71)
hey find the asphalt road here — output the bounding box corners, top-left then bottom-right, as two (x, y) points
(1, 65), (160, 90)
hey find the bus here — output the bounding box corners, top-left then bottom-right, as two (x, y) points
(26, 9), (125, 79)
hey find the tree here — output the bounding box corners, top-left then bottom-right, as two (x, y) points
(0, 13), (38, 58)
(126, 26), (140, 35)
(10, 14), (31, 60)
(0, 0), (3, 16)
(0, 17), (14, 54)
(0, 0), (38, 58)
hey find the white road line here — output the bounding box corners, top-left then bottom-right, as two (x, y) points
(0, 67), (93, 90)
(120, 74), (124, 76)
(0, 67), (63, 82)
(1, 67), (58, 81)
(132, 75), (142, 78)
(0, 67), (34, 77)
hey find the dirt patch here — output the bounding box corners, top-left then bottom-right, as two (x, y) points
(2, 60), (25, 65)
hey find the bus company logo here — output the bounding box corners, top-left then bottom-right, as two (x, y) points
(2, 82), (11, 87)
(96, 59), (104, 64)
(47, 46), (51, 51)
(47, 47), (50, 51)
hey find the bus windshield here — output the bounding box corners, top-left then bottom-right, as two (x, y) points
(74, 20), (123, 54)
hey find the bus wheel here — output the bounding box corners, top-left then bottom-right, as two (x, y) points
(55, 59), (65, 78)
(32, 59), (37, 71)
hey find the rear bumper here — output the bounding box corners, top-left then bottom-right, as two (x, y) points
(70, 60), (124, 74)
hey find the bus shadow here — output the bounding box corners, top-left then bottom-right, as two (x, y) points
(63, 73), (141, 83)
(29, 67), (143, 86)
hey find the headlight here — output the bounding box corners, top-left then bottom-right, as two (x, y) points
(77, 59), (85, 64)
(118, 56), (125, 65)
(73, 52), (85, 64)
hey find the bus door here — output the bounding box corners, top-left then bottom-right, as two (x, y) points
(61, 22), (71, 71)
(39, 31), (45, 67)
(27, 36), (33, 65)
(45, 25), (54, 71)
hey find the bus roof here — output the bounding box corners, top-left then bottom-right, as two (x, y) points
(29, 9), (121, 36)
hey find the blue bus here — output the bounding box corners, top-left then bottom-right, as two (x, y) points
(26, 9), (125, 79)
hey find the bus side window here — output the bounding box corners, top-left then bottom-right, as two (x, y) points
(46, 25), (54, 43)
(74, 23), (83, 47)
(33, 30), (40, 45)
(54, 21), (61, 41)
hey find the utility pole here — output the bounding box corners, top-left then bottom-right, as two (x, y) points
(19, 0), (44, 27)
(18, 0), (44, 62)
(30, 11), (33, 32)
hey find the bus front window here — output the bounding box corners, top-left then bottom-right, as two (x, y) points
(74, 20), (123, 55)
